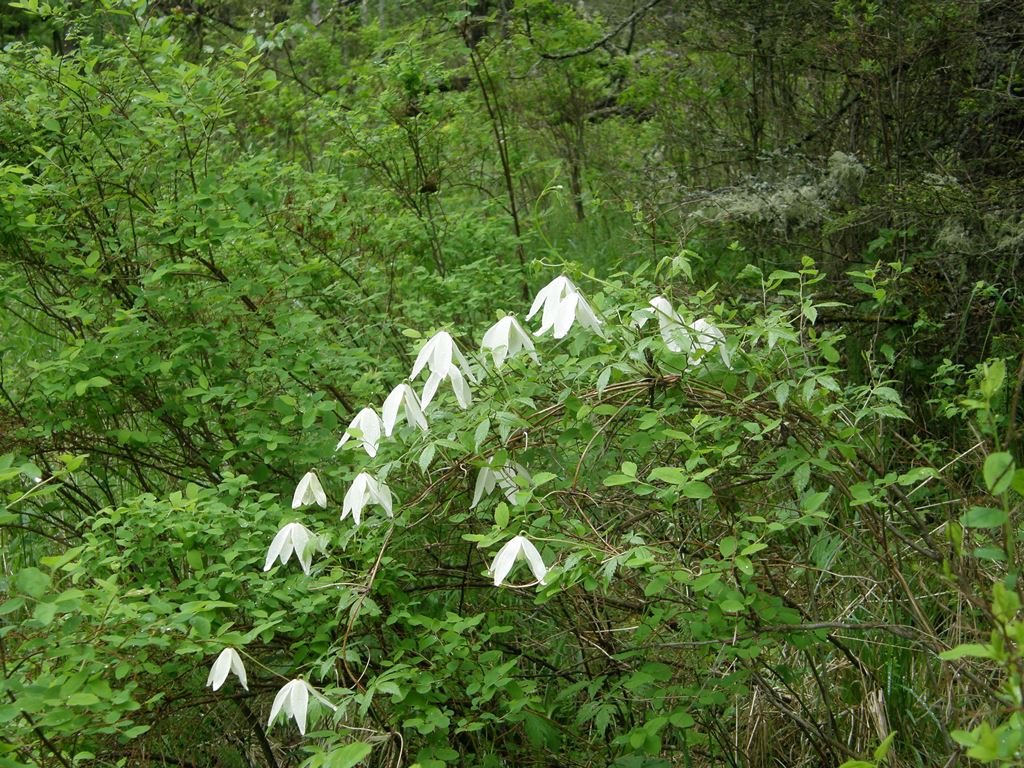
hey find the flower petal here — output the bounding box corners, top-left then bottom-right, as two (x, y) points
(574, 295), (603, 335)
(430, 332), (453, 376)
(228, 649), (248, 691)
(471, 467), (495, 509)
(403, 386), (428, 431)
(519, 537), (548, 585)
(421, 371), (443, 409)
(267, 681), (292, 729)
(290, 525), (313, 575)
(307, 682), (337, 712)
(291, 473), (312, 509)
(372, 477), (394, 517)
(381, 384), (404, 438)
(448, 366), (472, 409)
(410, 335), (435, 380)
(553, 292), (579, 339)
(207, 649), (232, 691)
(264, 525), (292, 572)
(289, 678), (309, 735)
(490, 536), (523, 587)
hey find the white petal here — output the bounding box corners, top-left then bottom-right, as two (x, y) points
(290, 525), (313, 575)
(268, 681), (293, 728)
(490, 536), (524, 587)
(496, 466), (520, 505)
(649, 296), (675, 327)
(371, 476), (394, 517)
(421, 371), (443, 409)
(519, 537), (548, 584)
(553, 292), (579, 339)
(335, 432), (350, 451)
(510, 318), (539, 363)
(228, 649), (248, 691)
(574, 295), (603, 335)
(451, 344), (478, 384)
(290, 471), (327, 509)
(410, 335), (435, 380)
(343, 474), (370, 526)
(358, 409), (382, 458)
(526, 282), (552, 321)
(289, 678), (309, 735)
(291, 473), (312, 509)
(207, 649), (232, 691)
(264, 525), (292, 571)
(539, 285), (567, 335)
(429, 332), (453, 375)
(381, 385), (404, 438)
(307, 682), (337, 712)
(403, 387), (428, 431)
(482, 317), (511, 367)
(448, 366), (472, 409)
(471, 467), (496, 509)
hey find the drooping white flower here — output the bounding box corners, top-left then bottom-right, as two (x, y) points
(267, 679), (336, 735)
(335, 407), (383, 457)
(291, 471), (327, 509)
(688, 316), (729, 367)
(481, 315), (538, 369)
(409, 331), (478, 409)
(342, 471), (394, 526)
(263, 522), (318, 575)
(489, 534), (548, 587)
(526, 275), (602, 339)
(381, 383), (428, 437)
(206, 648), (248, 692)
(646, 296), (690, 353)
(644, 296), (730, 368)
(471, 461), (530, 508)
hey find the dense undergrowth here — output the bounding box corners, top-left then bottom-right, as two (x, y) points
(0, 1), (1022, 766)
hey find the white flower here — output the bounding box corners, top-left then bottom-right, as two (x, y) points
(381, 383), (428, 437)
(206, 648), (248, 691)
(646, 296), (690, 353)
(291, 471), (327, 509)
(410, 331), (477, 409)
(689, 316), (729, 367)
(471, 461), (530, 508)
(481, 315), (538, 368)
(335, 407), (383, 457)
(267, 679), (336, 735)
(489, 534), (548, 587)
(263, 522), (318, 575)
(342, 471), (394, 526)
(526, 275), (602, 339)
(645, 296), (730, 368)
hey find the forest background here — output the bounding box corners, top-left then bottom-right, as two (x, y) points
(0, 0), (1023, 766)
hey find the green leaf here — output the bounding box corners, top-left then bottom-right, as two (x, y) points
(494, 503), (508, 530)
(961, 506), (1007, 529)
(322, 742), (373, 768)
(418, 443), (435, 475)
(938, 643), (994, 660)
(648, 467), (686, 485)
(681, 481), (712, 499)
(873, 731), (897, 761)
(532, 472), (557, 488)
(14, 567), (50, 598)
(980, 359), (1005, 399)
(983, 452), (1015, 495)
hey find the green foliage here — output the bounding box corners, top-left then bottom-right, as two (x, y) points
(0, 1), (1021, 767)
